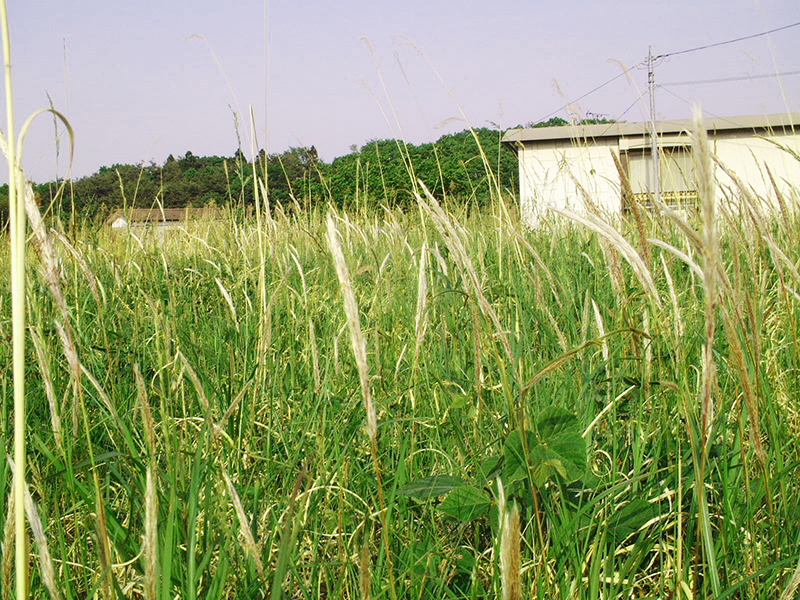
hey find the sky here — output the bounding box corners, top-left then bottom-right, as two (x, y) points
(2, 0), (799, 184)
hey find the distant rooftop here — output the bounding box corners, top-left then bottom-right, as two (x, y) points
(502, 112), (800, 145)
(106, 207), (222, 228)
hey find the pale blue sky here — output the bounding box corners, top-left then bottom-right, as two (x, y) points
(3, 0), (799, 183)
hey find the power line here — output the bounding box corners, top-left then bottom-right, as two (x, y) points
(532, 61), (643, 124)
(665, 70), (800, 86)
(658, 21), (800, 59)
(594, 96), (643, 136)
(660, 69), (800, 87)
(528, 21), (799, 129)
(657, 85), (745, 125)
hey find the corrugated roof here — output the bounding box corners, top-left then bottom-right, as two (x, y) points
(105, 207), (222, 226)
(502, 112), (800, 145)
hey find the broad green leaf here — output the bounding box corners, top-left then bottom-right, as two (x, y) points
(537, 407), (587, 483)
(607, 499), (660, 541)
(438, 486), (492, 522)
(455, 547), (475, 572)
(450, 393), (470, 410)
(479, 455), (503, 482)
(503, 429), (537, 485)
(397, 475), (467, 499)
(537, 406), (581, 439)
(542, 431), (587, 482)
(504, 417), (587, 488)
(530, 454), (568, 488)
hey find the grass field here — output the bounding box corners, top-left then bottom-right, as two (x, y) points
(2, 124), (800, 600)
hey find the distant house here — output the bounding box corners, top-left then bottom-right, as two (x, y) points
(502, 112), (800, 226)
(106, 207), (222, 230)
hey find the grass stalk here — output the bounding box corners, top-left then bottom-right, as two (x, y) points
(1, 101), (799, 599)
(689, 106), (723, 598)
(500, 501), (521, 600)
(222, 471), (267, 585)
(1, 484), (14, 600)
(6, 461), (60, 600)
(779, 555), (800, 600)
(0, 3), (26, 598)
(135, 365), (157, 600)
(325, 214), (396, 599)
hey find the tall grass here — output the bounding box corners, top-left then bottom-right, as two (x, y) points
(0, 166), (799, 596)
(0, 3), (25, 597)
(1, 15), (800, 595)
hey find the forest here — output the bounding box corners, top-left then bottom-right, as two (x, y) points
(0, 127), (519, 224)
(0, 118), (617, 224)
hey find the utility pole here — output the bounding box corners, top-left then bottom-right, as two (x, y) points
(648, 46), (660, 205)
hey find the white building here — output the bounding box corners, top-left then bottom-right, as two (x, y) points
(105, 207), (221, 230)
(502, 113), (800, 226)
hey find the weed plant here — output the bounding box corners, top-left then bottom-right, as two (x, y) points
(0, 9), (798, 592)
(1, 138), (800, 597)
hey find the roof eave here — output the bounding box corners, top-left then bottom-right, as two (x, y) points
(501, 112), (800, 145)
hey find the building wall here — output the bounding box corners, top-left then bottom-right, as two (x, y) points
(517, 126), (800, 227)
(712, 131), (800, 207)
(518, 137), (621, 226)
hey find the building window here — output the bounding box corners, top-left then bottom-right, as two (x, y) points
(624, 146), (698, 208)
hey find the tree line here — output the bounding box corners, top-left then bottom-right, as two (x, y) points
(0, 127), (517, 224)
(0, 118), (616, 225)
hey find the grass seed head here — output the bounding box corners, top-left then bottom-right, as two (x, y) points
(93, 481), (114, 600)
(416, 182), (515, 367)
(2, 484), (15, 600)
(412, 241), (428, 374)
(779, 556), (800, 600)
(23, 483), (59, 600)
(30, 327), (62, 452)
(359, 529), (371, 600)
(143, 466), (157, 600)
(134, 364), (156, 458)
(500, 501), (521, 600)
(223, 470), (266, 583)
(326, 213), (376, 442)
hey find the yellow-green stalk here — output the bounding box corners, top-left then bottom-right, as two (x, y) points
(0, 2), (25, 599)
(693, 106), (722, 598)
(325, 214), (396, 599)
(1, 486), (14, 599)
(250, 105), (270, 401)
(500, 502), (521, 600)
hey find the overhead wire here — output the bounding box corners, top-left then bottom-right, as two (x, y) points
(656, 86), (762, 131)
(591, 96), (645, 138)
(532, 61), (644, 125)
(657, 20), (800, 58)
(658, 85), (724, 118)
(661, 69), (800, 87)
(528, 21), (798, 128)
